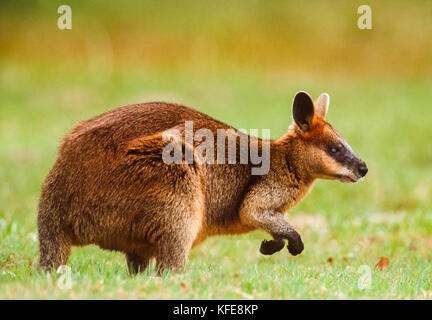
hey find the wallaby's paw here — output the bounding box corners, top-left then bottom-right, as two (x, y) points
(260, 239), (285, 255)
(287, 233), (304, 256)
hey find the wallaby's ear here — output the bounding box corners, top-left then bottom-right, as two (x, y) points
(292, 91), (315, 132)
(315, 93), (329, 119)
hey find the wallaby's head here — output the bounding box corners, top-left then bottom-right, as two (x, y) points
(288, 91), (367, 183)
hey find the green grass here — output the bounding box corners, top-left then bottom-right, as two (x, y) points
(1, 61), (431, 299)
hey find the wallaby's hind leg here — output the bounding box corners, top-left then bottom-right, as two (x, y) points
(125, 135), (205, 276)
(126, 253), (150, 275)
(38, 201), (72, 272)
(38, 230), (71, 272)
(155, 233), (195, 276)
(155, 247), (189, 276)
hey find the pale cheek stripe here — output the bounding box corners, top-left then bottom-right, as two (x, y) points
(338, 167), (353, 176)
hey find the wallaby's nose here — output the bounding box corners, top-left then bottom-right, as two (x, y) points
(358, 163), (368, 177)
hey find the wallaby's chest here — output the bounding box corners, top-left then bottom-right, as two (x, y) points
(201, 163), (251, 226)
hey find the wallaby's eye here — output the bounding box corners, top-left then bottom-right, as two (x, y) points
(330, 146), (339, 154)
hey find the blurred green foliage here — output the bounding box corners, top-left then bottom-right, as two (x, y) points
(1, 0), (432, 77)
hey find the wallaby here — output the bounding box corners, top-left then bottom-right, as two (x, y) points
(38, 91), (367, 274)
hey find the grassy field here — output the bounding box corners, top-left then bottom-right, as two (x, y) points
(1, 1), (432, 299)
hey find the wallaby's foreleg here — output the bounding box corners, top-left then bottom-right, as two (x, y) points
(241, 210), (304, 256)
(260, 238), (285, 255)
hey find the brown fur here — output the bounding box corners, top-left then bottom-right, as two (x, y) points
(37, 91), (367, 274)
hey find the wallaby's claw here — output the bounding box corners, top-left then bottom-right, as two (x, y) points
(260, 239), (285, 255)
(287, 233), (304, 256)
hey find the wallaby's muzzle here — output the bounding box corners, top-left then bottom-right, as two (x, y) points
(339, 154), (368, 183)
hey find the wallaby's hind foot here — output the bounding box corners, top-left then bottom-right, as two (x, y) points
(126, 253), (150, 275)
(155, 237), (194, 276)
(38, 234), (71, 272)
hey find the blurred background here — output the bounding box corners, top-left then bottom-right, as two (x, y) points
(0, 0), (431, 298)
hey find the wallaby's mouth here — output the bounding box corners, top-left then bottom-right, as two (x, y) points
(323, 173), (358, 183)
(339, 175), (359, 183)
